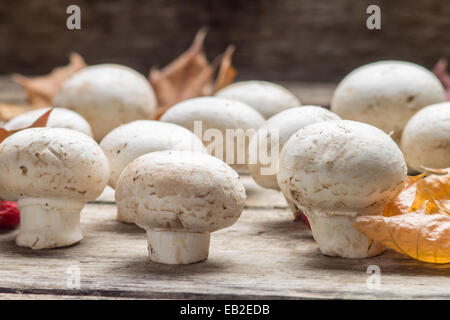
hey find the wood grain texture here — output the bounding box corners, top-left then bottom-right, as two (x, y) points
(0, 0), (448, 81)
(1, 175), (449, 300)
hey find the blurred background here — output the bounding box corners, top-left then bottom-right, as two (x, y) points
(0, 0), (449, 82)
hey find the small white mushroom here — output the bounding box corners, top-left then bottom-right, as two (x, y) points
(248, 106), (341, 191)
(54, 64), (157, 141)
(4, 107), (93, 137)
(331, 61), (446, 142)
(401, 102), (450, 172)
(100, 120), (207, 222)
(215, 80), (301, 118)
(0, 128), (109, 249)
(160, 97), (265, 171)
(277, 120), (407, 258)
(115, 150), (246, 264)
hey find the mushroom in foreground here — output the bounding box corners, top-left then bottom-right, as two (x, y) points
(115, 150), (246, 264)
(277, 120), (407, 258)
(0, 128), (109, 249)
(401, 102), (450, 172)
(100, 120), (207, 222)
(160, 97), (265, 171)
(53, 64), (157, 141)
(215, 80), (301, 119)
(331, 61), (446, 143)
(4, 107), (93, 137)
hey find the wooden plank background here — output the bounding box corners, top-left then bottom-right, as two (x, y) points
(0, 0), (449, 81)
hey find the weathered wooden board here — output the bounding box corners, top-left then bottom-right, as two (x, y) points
(1, 175), (450, 300)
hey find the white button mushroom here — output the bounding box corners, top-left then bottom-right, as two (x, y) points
(401, 102), (450, 172)
(0, 128), (109, 249)
(331, 61), (447, 142)
(53, 64), (157, 141)
(4, 107), (93, 137)
(160, 97), (265, 171)
(248, 106), (341, 191)
(277, 120), (407, 258)
(100, 120), (207, 222)
(115, 150), (246, 264)
(215, 80), (301, 118)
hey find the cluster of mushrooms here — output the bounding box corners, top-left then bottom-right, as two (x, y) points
(0, 60), (449, 264)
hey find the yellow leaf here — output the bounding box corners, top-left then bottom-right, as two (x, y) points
(382, 173), (426, 217)
(354, 208), (450, 264)
(410, 168), (450, 212)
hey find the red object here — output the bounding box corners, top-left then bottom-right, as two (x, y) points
(299, 212), (311, 230)
(433, 59), (450, 100)
(0, 200), (20, 229)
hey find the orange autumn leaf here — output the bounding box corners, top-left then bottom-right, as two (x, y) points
(150, 29), (237, 120)
(354, 207), (450, 264)
(382, 173), (426, 217)
(409, 168), (450, 213)
(355, 168), (450, 264)
(0, 108), (53, 143)
(13, 53), (86, 109)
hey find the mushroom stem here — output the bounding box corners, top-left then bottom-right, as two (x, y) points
(16, 198), (85, 249)
(307, 214), (385, 259)
(146, 229), (210, 264)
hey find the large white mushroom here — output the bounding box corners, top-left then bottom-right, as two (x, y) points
(0, 128), (109, 249)
(401, 102), (450, 172)
(53, 64), (157, 141)
(160, 97), (265, 171)
(331, 61), (446, 142)
(4, 107), (93, 137)
(215, 80), (301, 118)
(100, 120), (207, 222)
(248, 106), (341, 191)
(277, 120), (407, 258)
(115, 150), (246, 264)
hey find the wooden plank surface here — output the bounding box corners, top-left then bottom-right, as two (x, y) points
(1, 77), (449, 300)
(1, 175), (450, 300)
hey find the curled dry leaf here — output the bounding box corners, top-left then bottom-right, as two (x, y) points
(13, 52), (86, 109)
(354, 208), (450, 264)
(433, 58), (450, 100)
(150, 29), (237, 119)
(355, 168), (450, 264)
(0, 108), (53, 144)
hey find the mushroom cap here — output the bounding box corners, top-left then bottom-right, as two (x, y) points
(100, 120), (207, 188)
(401, 102), (450, 171)
(0, 127), (109, 201)
(331, 61), (446, 142)
(277, 120), (407, 218)
(215, 80), (301, 118)
(160, 97), (265, 169)
(115, 150), (246, 232)
(248, 106), (341, 190)
(53, 64), (157, 141)
(4, 107), (93, 137)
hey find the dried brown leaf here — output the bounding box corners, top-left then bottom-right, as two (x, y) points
(0, 108), (53, 143)
(13, 53), (86, 108)
(150, 28), (237, 119)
